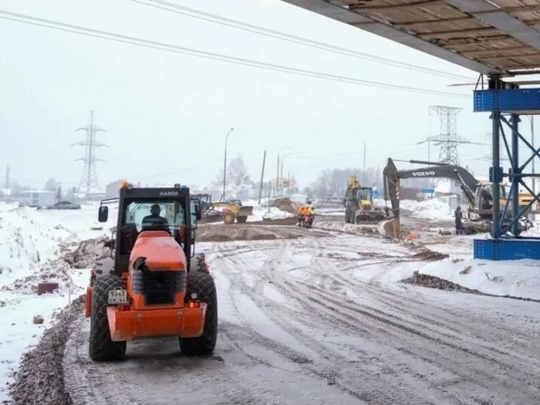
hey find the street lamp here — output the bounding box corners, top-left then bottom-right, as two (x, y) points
(222, 127), (234, 202)
(277, 147), (291, 198)
(280, 152), (293, 197)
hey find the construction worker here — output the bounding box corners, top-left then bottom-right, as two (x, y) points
(142, 204), (170, 232)
(306, 201), (315, 227)
(454, 205), (463, 235)
(296, 204), (307, 226)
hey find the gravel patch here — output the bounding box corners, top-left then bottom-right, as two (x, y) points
(7, 296), (85, 405)
(401, 271), (483, 294)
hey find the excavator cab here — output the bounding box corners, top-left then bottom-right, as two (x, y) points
(357, 187), (375, 209)
(86, 182), (217, 362)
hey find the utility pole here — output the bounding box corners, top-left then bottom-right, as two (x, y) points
(72, 111), (108, 195)
(363, 142), (366, 183)
(258, 150), (266, 204)
(280, 159), (284, 197)
(276, 154), (280, 198)
(276, 147), (291, 198)
(222, 128), (234, 202)
(267, 179), (272, 213)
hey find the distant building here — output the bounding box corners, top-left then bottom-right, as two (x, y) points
(105, 180), (125, 198)
(17, 190), (56, 207)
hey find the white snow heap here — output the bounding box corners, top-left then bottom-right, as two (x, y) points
(0, 202), (110, 402)
(399, 198), (453, 220)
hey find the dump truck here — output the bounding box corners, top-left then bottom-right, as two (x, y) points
(85, 181), (217, 361)
(379, 158), (531, 238)
(344, 174), (389, 224)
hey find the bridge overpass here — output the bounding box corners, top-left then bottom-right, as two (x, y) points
(282, 0), (540, 260)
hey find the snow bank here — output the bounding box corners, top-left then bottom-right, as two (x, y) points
(417, 258), (540, 300)
(414, 230), (540, 300)
(250, 206), (292, 221)
(0, 203), (107, 402)
(400, 198), (453, 220)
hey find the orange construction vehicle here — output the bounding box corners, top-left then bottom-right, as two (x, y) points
(85, 181), (217, 361)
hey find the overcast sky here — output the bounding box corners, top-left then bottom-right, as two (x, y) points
(0, 0), (530, 191)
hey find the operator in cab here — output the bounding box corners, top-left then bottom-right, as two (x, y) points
(142, 204), (170, 232)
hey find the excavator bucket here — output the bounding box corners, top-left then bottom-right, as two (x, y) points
(378, 217), (400, 239)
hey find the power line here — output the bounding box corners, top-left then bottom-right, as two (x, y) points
(131, 0), (474, 82)
(0, 10), (469, 98)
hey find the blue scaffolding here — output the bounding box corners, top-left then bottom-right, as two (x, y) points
(473, 76), (540, 260)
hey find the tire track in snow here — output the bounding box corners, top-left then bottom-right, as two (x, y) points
(213, 240), (406, 404)
(290, 236), (540, 404)
(214, 239), (461, 404)
(226, 235), (540, 404)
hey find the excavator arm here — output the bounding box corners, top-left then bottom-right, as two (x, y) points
(379, 157), (480, 239)
(383, 158), (478, 217)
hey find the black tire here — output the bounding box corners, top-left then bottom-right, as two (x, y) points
(89, 275), (127, 362)
(236, 215), (248, 223)
(180, 272), (218, 356)
(223, 213), (235, 224)
(190, 253), (208, 273)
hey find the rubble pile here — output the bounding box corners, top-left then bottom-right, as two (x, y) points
(63, 236), (110, 268)
(402, 271), (483, 294)
(9, 297), (84, 405)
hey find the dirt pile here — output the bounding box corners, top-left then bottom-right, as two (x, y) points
(197, 224), (328, 242)
(271, 197), (299, 214)
(402, 271), (482, 294)
(8, 296), (85, 405)
(411, 250), (449, 262)
(246, 217), (298, 226)
(63, 237), (110, 268)
(403, 241), (449, 262)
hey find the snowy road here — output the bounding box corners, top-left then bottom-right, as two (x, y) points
(64, 230), (540, 405)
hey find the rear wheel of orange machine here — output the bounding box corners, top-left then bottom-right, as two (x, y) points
(223, 213), (235, 224)
(89, 275), (127, 362)
(180, 271), (218, 356)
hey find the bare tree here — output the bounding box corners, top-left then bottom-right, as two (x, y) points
(44, 177), (60, 192)
(212, 155), (253, 200)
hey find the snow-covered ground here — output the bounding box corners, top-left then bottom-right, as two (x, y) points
(65, 232), (540, 404)
(0, 203), (109, 402)
(2, 197), (540, 404)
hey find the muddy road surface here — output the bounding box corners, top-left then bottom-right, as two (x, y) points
(196, 222), (326, 242)
(63, 231), (540, 405)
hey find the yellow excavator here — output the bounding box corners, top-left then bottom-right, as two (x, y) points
(378, 158), (532, 238)
(344, 175), (389, 224)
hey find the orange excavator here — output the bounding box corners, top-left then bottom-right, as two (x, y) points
(85, 182), (217, 361)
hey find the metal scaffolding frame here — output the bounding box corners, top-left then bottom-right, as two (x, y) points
(474, 78), (540, 239)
